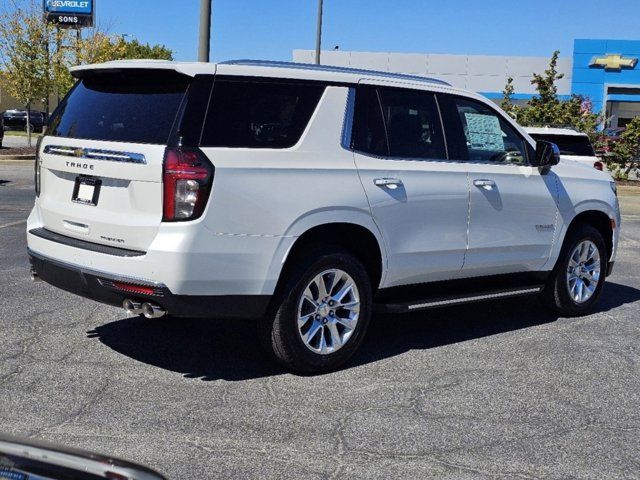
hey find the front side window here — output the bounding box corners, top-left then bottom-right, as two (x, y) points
(440, 95), (529, 164)
(200, 79), (325, 148)
(378, 88), (446, 160)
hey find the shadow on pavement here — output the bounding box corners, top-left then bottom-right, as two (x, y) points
(87, 281), (640, 381)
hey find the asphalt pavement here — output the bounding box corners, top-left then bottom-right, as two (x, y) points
(1, 163), (639, 479)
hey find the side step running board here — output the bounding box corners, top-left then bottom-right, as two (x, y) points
(375, 286), (543, 314)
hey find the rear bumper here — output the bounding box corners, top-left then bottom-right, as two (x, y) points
(29, 249), (271, 319)
(27, 202), (290, 296)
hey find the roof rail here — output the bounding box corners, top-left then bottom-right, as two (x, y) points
(220, 59), (452, 86)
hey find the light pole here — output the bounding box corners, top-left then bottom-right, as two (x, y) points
(198, 0), (212, 62)
(315, 0), (323, 65)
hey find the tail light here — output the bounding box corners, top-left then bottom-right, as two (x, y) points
(594, 161), (604, 171)
(162, 147), (213, 221)
(34, 136), (43, 196)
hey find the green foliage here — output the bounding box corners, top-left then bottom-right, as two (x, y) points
(610, 166), (629, 181)
(0, 0), (60, 144)
(0, 1), (48, 104)
(122, 39), (173, 61)
(500, 50), (603, 148)
(528, 50), (564, 109)
(609, 116), (640, 163)
(500, 76), (516, 117)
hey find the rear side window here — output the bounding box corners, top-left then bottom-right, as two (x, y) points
(352, 87), (389, 156)
(378, 88), (446, 159)
(529, 133), (595, 156)
(200, 79), (325, 148)
(48, 70), (190, 144)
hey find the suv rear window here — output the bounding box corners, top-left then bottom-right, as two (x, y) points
(48, 70), (190, 144)
(528, 133), (595, 156)
(200, 78), (325, 148)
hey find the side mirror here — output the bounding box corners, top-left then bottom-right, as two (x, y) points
(534, 140), (560, 169)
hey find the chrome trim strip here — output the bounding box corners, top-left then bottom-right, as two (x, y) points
(407, 287), (542, 310)
(28, 248), (165, 288)
(43, 145), (146, 164)
(341, 87), (356, 150)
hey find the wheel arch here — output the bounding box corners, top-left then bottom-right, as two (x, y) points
(553, 208), (614, 270)
(275, 221), (386, 295)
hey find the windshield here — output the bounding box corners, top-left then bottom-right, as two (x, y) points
(48, 70), (190, 144)
(529, 133), (595, 156)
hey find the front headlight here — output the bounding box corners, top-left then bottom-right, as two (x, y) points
(610, 181), (617, 197)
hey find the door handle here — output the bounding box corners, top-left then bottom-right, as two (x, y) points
(473, 179), (496, 190)
(374, 178), (403, 190)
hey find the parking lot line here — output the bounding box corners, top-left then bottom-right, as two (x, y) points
(0, 219), (26, 229)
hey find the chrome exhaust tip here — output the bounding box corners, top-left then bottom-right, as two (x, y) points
(122, 299), (143, 315)
(141, 302), (166, 319)
(30, 267), (41, 282)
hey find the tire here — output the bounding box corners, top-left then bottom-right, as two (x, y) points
(24, 123), (35, 133)
(259, 246), (373, 373)
(540, 224), (607, 316)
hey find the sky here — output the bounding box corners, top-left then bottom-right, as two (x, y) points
(90, 0), (640, 62)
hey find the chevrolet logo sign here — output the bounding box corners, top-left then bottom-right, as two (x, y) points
(590, 54), (638, 71)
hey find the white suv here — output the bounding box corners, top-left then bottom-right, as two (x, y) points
(28, 60), (621, 372)
(525, 126), (604, 170)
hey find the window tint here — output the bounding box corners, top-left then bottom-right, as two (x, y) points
(378, 88), (446, 159)
(440, 95), (528, 164)
(201, 79), (324, 148)
(528, 133), (595, 156)
(49, 71), (189, 144)
(352, 87), (388, 155)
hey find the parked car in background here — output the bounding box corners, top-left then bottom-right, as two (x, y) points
(525, 126), (604, 170)
(603, 126), (625, 139)
(0, 115), (4, 147)
(2, 109), (46, 133)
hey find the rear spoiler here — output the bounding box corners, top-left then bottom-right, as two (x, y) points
(70, 60), (216, 79)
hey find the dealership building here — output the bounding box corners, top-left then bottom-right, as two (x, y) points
(294, 39), (640, 128)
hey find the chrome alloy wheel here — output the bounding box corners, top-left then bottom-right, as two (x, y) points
(566, 240), (601, 304)
(297, 269), (360, 354)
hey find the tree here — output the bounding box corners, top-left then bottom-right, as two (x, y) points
(0, 0), (176, 143)
(500, 51), (603, 147)
(122, 39), (173, 60)
(500, 76), (516, 117)
(0, 0), (61, 145)
(605, 116), (640, 179)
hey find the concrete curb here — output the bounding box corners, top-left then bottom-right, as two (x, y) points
(0, 154), (35, 162)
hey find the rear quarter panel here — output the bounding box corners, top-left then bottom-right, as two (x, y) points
(198, 86), (388, 289)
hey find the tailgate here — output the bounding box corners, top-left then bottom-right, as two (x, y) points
(36, 69), (191, 252)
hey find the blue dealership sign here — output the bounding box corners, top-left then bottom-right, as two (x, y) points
(43, 0), (94, 27)
(44, 0), (92, 14)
